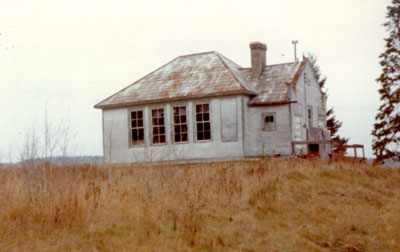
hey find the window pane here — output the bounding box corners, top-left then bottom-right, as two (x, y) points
(197, 131), (204, 140)
(160, 135), (166, 143)
(182, 124), (187, 133)
(204, 131), (211, 140)
(174, 115), (179, 124)
(195, 104), (211, 141)
(204, 122), (210, 131)
(132, 129), (137, 141)
(153, 135), (159, 144)
(152, 118), (158, 126)
(263, 113), (276, 131)
(138, 128), (144, 140)
(131, 110), (144, 144)
(151, 108), (166, 144)
(197, 123), (203, 131)
(174, 125), (180, 134)
(180, 115), (186, 123)
(196, 104), (202, 113)
(182, 133), (188, 142)
(173, 106), (187, 143)
(203, 113), (209, 121)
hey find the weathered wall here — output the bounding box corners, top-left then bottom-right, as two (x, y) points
(102, 96), (245, 164)
(243, 97), (292, 156)
(101, 61), (331, 163)
(290, 62), (330, 155)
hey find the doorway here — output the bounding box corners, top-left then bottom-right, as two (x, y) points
(308, 144), (319, 156)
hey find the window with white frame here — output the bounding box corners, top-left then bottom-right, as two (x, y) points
(262, 112), (276, 131)
(130, 110), (144, 145)
(195, 103), (211, 141)
(173, 106), (188, 143)
(151, 108), (166, 144)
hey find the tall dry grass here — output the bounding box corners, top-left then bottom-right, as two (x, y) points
(1, 159), (400, 251)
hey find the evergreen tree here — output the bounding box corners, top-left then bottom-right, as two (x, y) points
(306, 53), (349, 155)
(372, 0), (400, 163)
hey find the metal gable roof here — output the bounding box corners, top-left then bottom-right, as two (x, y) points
(94, 51), (306, 109)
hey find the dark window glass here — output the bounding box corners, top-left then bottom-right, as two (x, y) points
(195, 104), (211, 140)
(181, 115), (186, 123)
(173, 106), (188, 143)
(204, 122), (210, 131)
(130, 111), (144, 144)
(263, 113), (276, 131)
(182, 133), (188, 142)
(197, 131), (204, 140)
(160, 135), (166, 143)
(152, 108), (166, 144)
(132, 129), (137, 141)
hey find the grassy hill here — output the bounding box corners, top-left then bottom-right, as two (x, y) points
(0, 160), (399, 251)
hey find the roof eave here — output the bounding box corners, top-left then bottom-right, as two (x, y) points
(94, 90), (257, 110)
(247, 100), (297, 107)
(291, 59), (308, 85)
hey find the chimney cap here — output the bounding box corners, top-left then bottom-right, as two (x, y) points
(250, 41), (267, 50)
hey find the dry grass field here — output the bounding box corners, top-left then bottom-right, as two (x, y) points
(0, 159), (400, 251)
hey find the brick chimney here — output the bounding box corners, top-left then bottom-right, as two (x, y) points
(250, 41), (267, 79)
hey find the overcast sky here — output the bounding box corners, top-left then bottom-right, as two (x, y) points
(0, 0), (391, 162)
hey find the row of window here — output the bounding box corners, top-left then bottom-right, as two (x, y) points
(130, 104), (211, 145)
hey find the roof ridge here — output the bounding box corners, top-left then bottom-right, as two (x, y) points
(291, 59), (308, 85)
(215, 52), (242, 68)
(215, 53), (258, 94)
(178, 51), (217, 58)
(238, 61), (300, 70)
